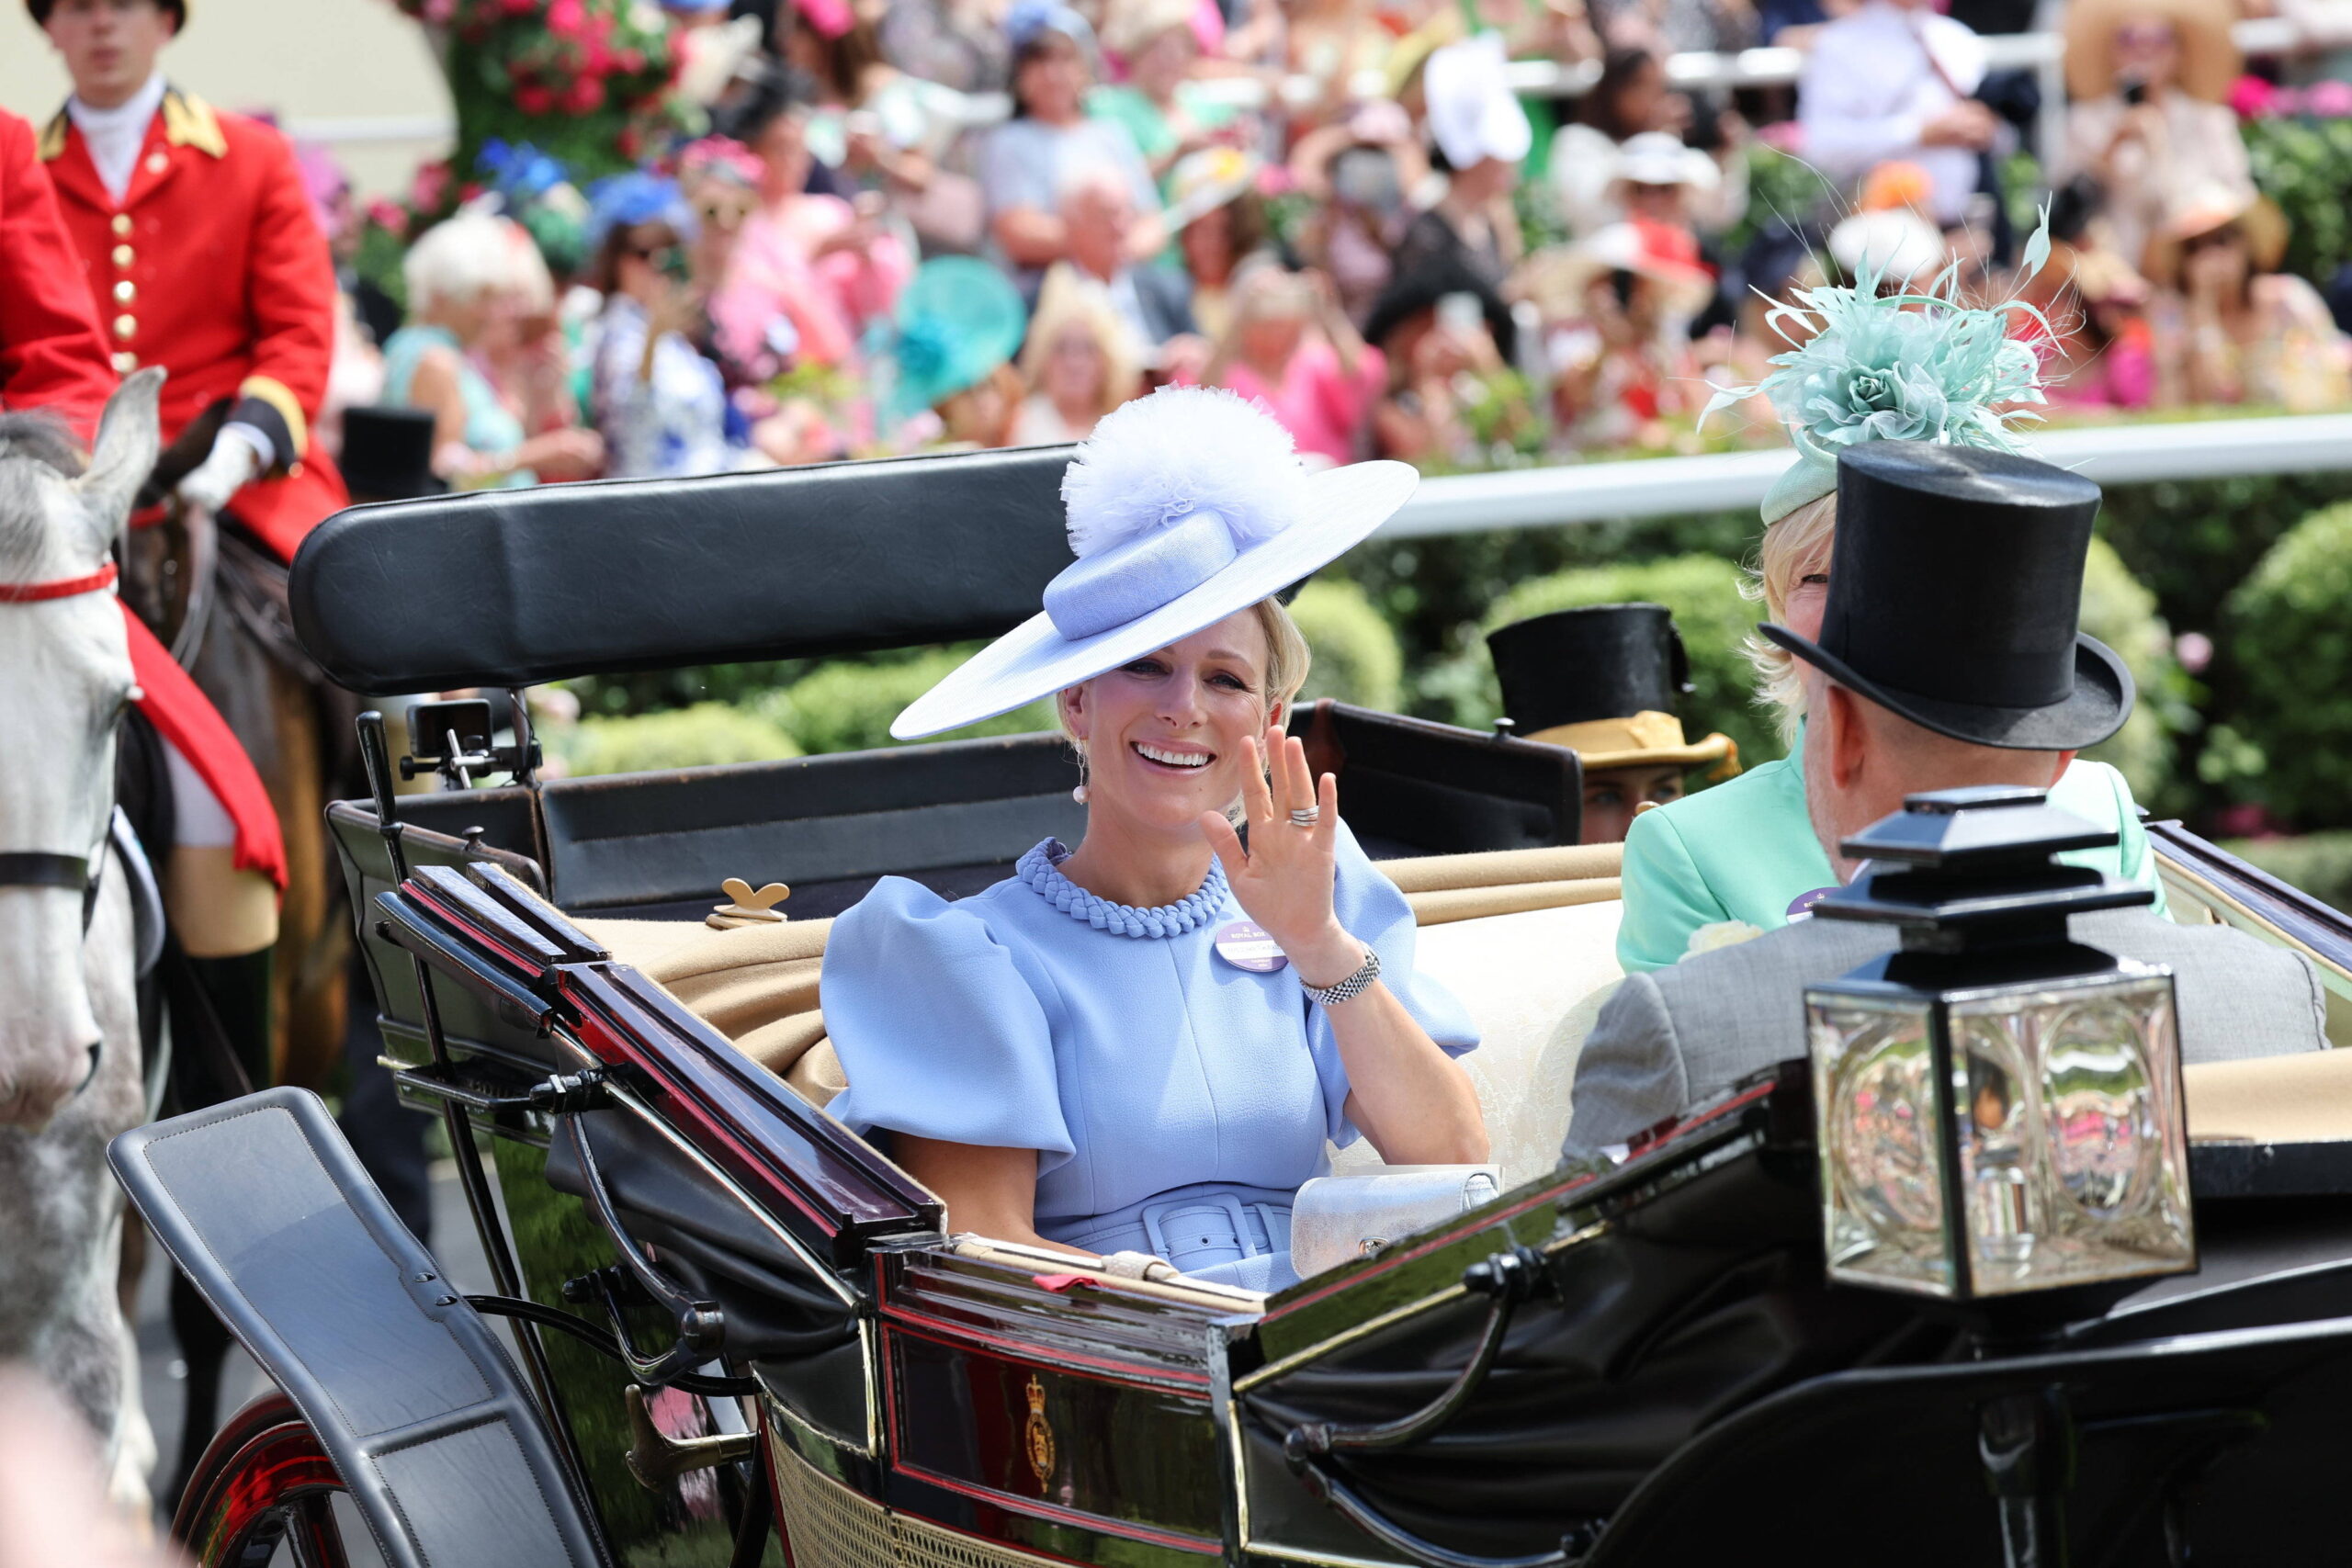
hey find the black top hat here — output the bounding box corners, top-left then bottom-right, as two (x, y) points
(1758, 442), (2132, 751)
(337, 406), (442, 504)
(1486, 604), (1736, 770)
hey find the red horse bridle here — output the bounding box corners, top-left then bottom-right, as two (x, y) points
(0, 560), (123, 908)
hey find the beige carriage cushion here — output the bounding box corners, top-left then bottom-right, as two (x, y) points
(1329, 898), (1626, 1189)
(594, 848), (1631, 1130)
(2185, 1049), (2352, 1144)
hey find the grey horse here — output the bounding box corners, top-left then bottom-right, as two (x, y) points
(0, 371), (164, 1512)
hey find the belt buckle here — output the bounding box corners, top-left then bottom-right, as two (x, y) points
(1142, 1193), (1262, 1269)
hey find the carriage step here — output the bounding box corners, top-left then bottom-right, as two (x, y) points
(110, 1087), (605, 1568)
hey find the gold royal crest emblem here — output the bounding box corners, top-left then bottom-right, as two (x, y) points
(1023, 1373), (1056, 1486)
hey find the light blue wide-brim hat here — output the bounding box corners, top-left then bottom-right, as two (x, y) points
(893, 388), (1418, 739)
(887, 257), (1029, 425)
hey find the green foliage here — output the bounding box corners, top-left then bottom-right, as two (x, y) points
(2245, 116), (2352, 286)
(1291, 580), (1405, 711)
(766, 649), (1057, 755)
(2077, 536), (2188, 813)
(384, 0), (683, 186)
(2222, 501), (2352, 827)
(1720, 143), (1839, 260)
(2098, 471), (2352, 635)
(548, 702), (801, 777)
(2223, 831), (2352, 916)
(1430, 554), (1782, 777)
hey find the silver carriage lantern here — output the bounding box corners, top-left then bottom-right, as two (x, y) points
(1805, 786), (2196, 1300)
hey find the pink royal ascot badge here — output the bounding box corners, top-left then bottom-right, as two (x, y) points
(1213, 920), (1287, 973)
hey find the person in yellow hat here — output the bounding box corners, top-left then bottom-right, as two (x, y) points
(1486, 604), (1738, 846)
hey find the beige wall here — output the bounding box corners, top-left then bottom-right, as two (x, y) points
(0, 0), (453, 196)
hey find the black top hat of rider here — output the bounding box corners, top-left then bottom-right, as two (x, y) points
(1486, 603), (1736, 772)
(336, 406), (443, 504)
(1758, 442), (2132, 750)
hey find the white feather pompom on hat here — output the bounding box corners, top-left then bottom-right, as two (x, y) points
(1060, 386), (1310, 558)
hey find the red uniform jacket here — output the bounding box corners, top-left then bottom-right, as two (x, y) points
(0, 108), (115, 444)
(40, 88), (348, 563)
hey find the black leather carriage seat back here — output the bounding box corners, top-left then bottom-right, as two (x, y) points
(538, 732), (1088, 919)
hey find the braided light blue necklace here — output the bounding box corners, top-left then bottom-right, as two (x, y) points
(1015, 839), (1228, 939)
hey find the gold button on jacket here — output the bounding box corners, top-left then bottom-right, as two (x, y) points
(113, 313), (138, 340)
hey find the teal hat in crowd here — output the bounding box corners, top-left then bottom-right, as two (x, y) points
(886, 257), (1028, 426)
(1709, 213), (2060, 525)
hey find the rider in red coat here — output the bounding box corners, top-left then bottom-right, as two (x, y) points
(0, 107), (115, 445)
(31, 0), (349, 566)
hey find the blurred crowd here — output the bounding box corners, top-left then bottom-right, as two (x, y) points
(307, 0), (2352, 493)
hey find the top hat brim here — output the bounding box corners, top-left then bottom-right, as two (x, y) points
(891, 460), (1419, 739)
(1759, 621), (2134, 751)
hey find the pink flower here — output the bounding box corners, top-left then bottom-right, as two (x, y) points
(546, 0), (584, 35)
(2306, 78), (2352, 118)
(1757, 118), (1805, 153)
(618, 46), (643, 71)
(422, 0), (456, 21)
(2230, 73), (2281, 119)
(409, 159), (450, 210)
(563, 75), (606, 112)
(515, 82), (557, 113)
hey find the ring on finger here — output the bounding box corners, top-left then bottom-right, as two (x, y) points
(1289, 807), (1321, 829)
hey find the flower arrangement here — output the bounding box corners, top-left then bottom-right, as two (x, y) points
(381, 0), (684, 181)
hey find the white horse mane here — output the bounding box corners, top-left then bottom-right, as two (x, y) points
(0, 411), (87, 580)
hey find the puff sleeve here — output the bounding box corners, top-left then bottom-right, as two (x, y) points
(1306, 821), (1481, 1146)
(820, 878), (1076, 1169)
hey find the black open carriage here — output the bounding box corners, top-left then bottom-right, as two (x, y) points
(115, 449), (2352, 1568)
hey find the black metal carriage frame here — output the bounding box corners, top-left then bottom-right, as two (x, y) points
(111, 449), (2352, 1568)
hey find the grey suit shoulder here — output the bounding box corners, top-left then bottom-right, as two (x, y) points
(1563, 909), (2330, 1160)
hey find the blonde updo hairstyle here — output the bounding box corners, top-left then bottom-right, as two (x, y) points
(1743, 492), (1838, 743)
(1058, 597), (1315, 812)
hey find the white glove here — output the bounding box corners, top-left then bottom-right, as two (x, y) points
(175, 425), (268, 513)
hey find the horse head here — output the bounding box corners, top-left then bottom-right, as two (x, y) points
(0, 370), (162, 1128)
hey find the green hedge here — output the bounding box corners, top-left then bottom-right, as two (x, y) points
(1291, 580), (1405, 711)
(766, 649), (1057, 755)
(2222, 501), (2352, 827)
(2077, 536), (2187, 813)
(548, 702), (800, 777)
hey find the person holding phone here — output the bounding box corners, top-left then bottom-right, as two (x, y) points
(586, 174), (752, 479)
(384, 210), (605, 487)
(2057, 0), (2248, 272)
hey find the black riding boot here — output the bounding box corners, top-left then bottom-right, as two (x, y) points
(173, 946), (273, 1099)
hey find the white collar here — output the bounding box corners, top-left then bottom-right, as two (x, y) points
(68, 73), (166, 204)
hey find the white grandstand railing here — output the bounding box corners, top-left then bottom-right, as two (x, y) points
(1378, 412), (2352, 539)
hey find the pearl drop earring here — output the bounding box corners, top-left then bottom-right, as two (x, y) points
(1072, 783), (1089, 804)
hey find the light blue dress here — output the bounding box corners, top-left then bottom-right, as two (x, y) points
(821, 822), (1479, 1290)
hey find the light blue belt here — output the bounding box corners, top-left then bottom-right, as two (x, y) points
(1045, 1182), (1301, 1291)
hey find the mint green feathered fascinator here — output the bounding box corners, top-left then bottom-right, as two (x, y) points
(1709, 211), (2057, 525)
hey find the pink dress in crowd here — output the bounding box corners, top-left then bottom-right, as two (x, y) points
(1197, 338), (1385, 466)
(713, 193), (911, 374)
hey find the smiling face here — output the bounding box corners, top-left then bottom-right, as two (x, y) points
(1059, 609), (1281, 840)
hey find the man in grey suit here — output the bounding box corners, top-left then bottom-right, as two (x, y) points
(1564, 443), (2331, 1161)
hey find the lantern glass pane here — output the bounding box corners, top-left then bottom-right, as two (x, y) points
(1945, 972), (2192, 1295)
(1809, 992), (1951, 1294)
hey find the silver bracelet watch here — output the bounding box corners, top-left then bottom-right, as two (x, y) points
(1300, 945), (1380, 1008)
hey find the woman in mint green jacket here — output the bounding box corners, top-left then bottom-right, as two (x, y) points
(1614, 225), (2165, 972)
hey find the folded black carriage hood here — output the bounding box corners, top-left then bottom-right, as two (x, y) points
(289, 445), (1079, 693)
